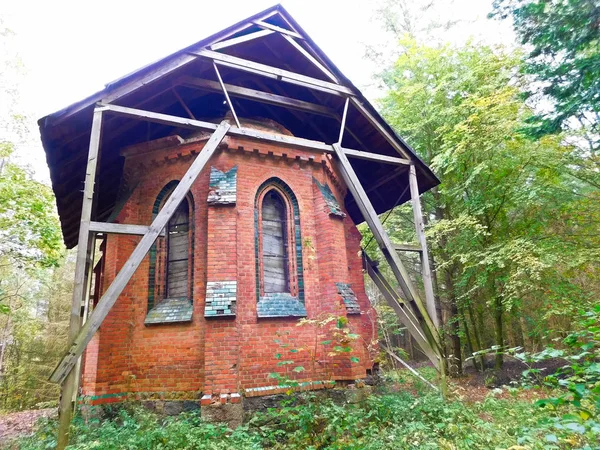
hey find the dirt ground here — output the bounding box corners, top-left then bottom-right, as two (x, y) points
(0, 408), (56, 445)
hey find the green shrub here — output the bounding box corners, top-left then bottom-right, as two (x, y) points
(14, 390), (596, 449)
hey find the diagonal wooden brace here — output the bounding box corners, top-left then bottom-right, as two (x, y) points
(331, 143), (443, 355)
(364, 254), (438, 368)
(50, 121), (231, 384)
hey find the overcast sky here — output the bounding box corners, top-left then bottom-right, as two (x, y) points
(2, 0), (513, 181)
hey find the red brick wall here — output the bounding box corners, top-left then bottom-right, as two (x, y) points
(81, 131), (377, 402)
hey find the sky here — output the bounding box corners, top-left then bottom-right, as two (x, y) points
(1, 0), (514, 182)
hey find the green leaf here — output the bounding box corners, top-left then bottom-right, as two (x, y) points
(292, 366), (305, 373)
(350, 357), (360, 363)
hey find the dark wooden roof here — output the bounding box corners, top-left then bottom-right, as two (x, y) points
(38, 4), (439, 248)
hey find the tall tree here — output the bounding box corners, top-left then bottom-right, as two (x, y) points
(378, 38), (597, 371)
(491, 0), (600, 148)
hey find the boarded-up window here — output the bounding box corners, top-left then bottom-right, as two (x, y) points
(262, 191), (289, 293)
(166, 200), (190, 298)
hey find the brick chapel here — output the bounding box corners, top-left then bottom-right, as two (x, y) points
(39, 5), (440, 409)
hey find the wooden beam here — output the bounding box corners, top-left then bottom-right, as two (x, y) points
(252, 20), (304, 39)
(394, 243), (423, 253)
(331, 143), (442, 352)
(193, 49), (353, 96)
(381, 345), (439, 391)
(50, 121), (230, 385)
(211, 28), (274, 51)
(56, 109), (103, 450)
(213, 62), (241, 128)
(89, 221), (165, 237)
(342, 148), (410, 166)
(364, 254), (438, 367)
(178, 76), (335, 117)
(100, 103), (412, 166)
(172, 88), (196, 120)
(409, 164), (439, 328)
(338, 97), (349, 145)
(280, 34), (338, 83)
(349, 97), (412, 160)
(98, 103), (333, 152)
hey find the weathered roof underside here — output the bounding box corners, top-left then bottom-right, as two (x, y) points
(38, 4), (439, 248)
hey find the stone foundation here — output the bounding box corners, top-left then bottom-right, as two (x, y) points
(79, 383), (373, 428)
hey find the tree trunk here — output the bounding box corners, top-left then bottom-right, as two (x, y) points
(443, 268), (462, 376)
(460, 306), (481, 372)
(494, 296), (504, 369)
(511, 311), (525, 349)
(467, 302), (485, 370)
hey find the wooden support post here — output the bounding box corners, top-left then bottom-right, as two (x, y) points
(280, 34), (338, 83)
(211, 28), (274, 51)
(331, 143), (442, 353)
(89, 221), (165, 236)
(193, 49), (353, 96)
(337, 97), (349, 145)
(364, 254), (438, 367)
(408, 164), (439, 329)
(50, 121), (230, 386)
(179, 76), (336, 117)
(213, 62), (241, 128)
(172, 88), (196, 120)
(381, 345), (440, 392)
(56, 109), (103, 450)
(252, 19), (304, 39)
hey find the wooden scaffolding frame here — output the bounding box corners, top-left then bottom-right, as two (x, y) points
(51, 10), (446, 448)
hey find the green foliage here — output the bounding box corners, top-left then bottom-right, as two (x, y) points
(14, 389), (598, 449)
(377, 36), (600, 371)
(269, 315), (362, 392)
(0, 163), (63, 268)
(491, 0), (600, 146)
(16, 407), (262, 450)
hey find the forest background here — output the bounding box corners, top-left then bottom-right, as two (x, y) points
(0, 0), (598, 416)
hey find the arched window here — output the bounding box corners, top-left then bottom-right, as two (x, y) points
(255, 178), (306, 317)
(261, 190), (289, 293)
(148, 182), (194, 311)
(165, 200), (190, 299)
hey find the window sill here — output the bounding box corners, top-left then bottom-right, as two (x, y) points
(145, 298), (193, 325)
(257, 293), (307, 318)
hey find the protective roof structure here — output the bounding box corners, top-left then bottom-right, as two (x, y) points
(38, 4), (439, 248)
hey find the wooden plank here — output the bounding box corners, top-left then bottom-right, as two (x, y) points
(56, 109), (103, 450)
(193, 49), (354, 96)
(49, 121), (230, 385)
(99, 103), (332, 152)
(394, 243), (423, 253)
(338, 98), (349, 145)
(381, 345), (439, 391)
(213, 62), (241, 128)
(211, 29), (274, 51)
(252, 20), (304, 39)
(172, 88), (196, 120)
(89, 221), (165, 237)
(349, 98), (412, 160)
(341, 148), (410, 166)
(331, 143), (442, 352)
(365, 255), (438, 367)
(409, 164), (439, 328)
(178, 76), (335, 116)
(280, 34), (338, 83)
(100, 103), (411, 167)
